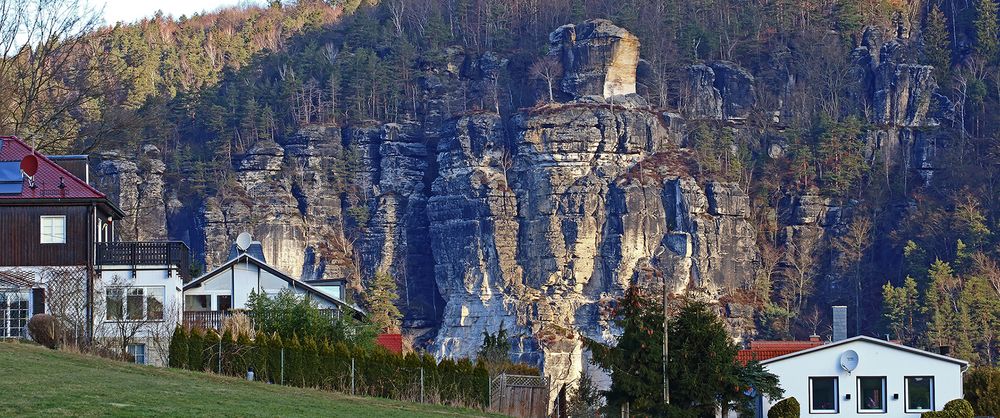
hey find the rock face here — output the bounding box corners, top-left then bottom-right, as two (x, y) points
(681, 61), (756, 120)
(92, 145), (168, 241)
(851, 27), (945, 182)
(551, 19), (640, 99)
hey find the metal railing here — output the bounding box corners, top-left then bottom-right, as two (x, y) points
(96, 241), (191, 281)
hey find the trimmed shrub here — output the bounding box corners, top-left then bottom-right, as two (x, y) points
(769, 397), (800, 418)
(27, 314), (61, 349)
(167, 327), (187, 368)
(965, 367), (1000, 417)
(187, 328), (205, 371)
(923, 399), (975, 418)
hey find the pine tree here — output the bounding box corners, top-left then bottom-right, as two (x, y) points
(367, 271), (402, 333)
(168, 327), (188, 369)
(882, 277), (921, 344)
(923, 4), (952, 81)
(974, 0), (1000, 62)
(567, 370), (602, 417)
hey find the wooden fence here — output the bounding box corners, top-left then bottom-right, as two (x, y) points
(489, 373), (550, 418)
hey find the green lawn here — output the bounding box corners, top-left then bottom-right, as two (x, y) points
(0, 341), (496, 417)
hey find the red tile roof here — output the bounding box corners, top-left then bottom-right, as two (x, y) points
(0, 136), (107, 201)
(376, 333), (403, 354)
(737, 340), (825, 365)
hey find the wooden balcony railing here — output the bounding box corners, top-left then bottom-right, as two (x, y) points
(96, 241), (191, 281)
(183, 309), (341, 331)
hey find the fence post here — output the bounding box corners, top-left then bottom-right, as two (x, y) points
(280, 348), (285, 385)
(419, 367), (424, 404)
(350, 358), (355, 396)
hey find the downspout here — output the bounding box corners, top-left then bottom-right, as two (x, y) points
(86, 203), (96, 344)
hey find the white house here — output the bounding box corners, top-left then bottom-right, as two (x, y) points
(759, 335), (968, 418)
(182, 249), (362, 319)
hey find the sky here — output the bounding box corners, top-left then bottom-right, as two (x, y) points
(94, 0), (268, 24)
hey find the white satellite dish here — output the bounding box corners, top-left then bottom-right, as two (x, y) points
(840, 349), (860, 373)
(236, 232), (253, 252)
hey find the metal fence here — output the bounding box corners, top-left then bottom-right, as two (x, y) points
(182, 309), (341, 330)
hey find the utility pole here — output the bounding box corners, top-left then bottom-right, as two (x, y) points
(663, 280), (670, 405)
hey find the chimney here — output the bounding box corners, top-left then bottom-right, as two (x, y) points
(833, 306), (848, 342)
(809, 334), (821, 343)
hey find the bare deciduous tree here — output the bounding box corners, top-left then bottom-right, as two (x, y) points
(0, 0), (104, 151)
(529, 55), (563, 103)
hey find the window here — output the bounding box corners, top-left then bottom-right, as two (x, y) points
(105, 287), (164, 321)
(810, 377), (839, 413)
(217, 295), (232, 311)
(905, 377), (934, 413)
(127, 344), (146, 365)
(858, 377), (886, 413)
(40, 216), (66, 244)
(0, 291), (29, 338)
(184, 295), (210, 311)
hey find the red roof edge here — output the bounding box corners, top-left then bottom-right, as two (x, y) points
(376, 333), (403, 354)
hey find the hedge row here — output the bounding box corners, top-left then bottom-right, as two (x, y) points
(167, 327), (489, 407)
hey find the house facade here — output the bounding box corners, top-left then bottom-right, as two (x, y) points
(758, 336), (968, 418)
(182, 243), (362, 330)
(0, 136), (188, 366)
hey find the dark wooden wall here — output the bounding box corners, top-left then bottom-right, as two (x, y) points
(0, 205), (90, 266)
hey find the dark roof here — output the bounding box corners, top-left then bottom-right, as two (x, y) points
(228, 242), (266, 262)
(0, 136), (123, 217)
(184, 253), (365, 317)
(760, 335), (969, 367)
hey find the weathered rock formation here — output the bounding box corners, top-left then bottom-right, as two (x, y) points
(92, 145), (168, 241)
(682, 61), (756, 121)
(551, 19), (640, 99)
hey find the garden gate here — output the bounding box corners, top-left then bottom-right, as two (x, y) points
(489, 373), (550, 418)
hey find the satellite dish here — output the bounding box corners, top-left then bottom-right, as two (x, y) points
(20, 154), (38, 176)
(20, 154), (38, 188)
(840, 350), (860, 373)
(236, 232), (253, 252)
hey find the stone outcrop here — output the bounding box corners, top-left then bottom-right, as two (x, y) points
(681, 61), (756, 121)
(92, 145), (168, 241)
(550, 19), (640, 99)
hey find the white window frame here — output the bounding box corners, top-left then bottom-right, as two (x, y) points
(40, 215), (66, 244)
(127, 343), (146, 365)
(0, 291), (30, 338)
(857, 376), (887, 414)
(904, 376), (935, 413)
(105, 286), (165, 322)
(809, 376), (840, 414)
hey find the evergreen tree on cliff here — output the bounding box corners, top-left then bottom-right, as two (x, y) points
(586, 288), (782, 416)
(923, 4), (952, 82)
(367, 271), (402, 333)
(975, 0), (999, 62)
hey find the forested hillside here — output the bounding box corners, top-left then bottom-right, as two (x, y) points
(1, 0), (998, 382)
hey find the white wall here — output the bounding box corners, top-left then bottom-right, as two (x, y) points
(762, 339), (965, 418)
(185, 261), (340, 311)
(95, 265), (185, 366)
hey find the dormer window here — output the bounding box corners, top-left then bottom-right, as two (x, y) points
(40, 216), (66, 244)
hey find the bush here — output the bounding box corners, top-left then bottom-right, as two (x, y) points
(769, 397), (800, 418)
(944, 399), (974, 418)
(923, 399), (975, 418)
(965, 368), (1000, 418)
(168, 327), (187, 368)
(27, 314), (62, 349)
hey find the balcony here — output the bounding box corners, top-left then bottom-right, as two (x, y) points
(183, 309), (341, 331)
(96, 241), (191, 281)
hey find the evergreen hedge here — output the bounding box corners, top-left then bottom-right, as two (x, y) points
(166, 327), (493, 408)
(922, 399), (974, 418)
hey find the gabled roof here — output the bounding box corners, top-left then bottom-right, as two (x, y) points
(184, 253), (365, 317)
(0, 136), (124, 217)
(760, 335), (969, 367)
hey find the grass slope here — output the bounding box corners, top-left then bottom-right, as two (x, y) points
(0, 341), (494, 417)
